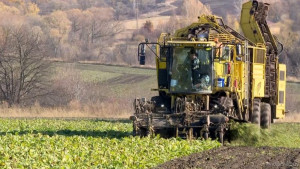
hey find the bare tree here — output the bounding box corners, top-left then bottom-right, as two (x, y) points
(181, 0), (211, 21)
(77, 0), (95, 10)
(87, 8), (124, 44)
(0, 25), (50, 106)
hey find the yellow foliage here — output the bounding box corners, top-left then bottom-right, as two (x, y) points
(87, 7), (114, 20)
(44, 11), (71, 41)
(0, 2), (20, 14)
(0, 1), (39, 15)
(7, 0), (24, 5)
(31, 26), (43, 35)
(50, 29), (61, 39)
(25, 2), (40, 15)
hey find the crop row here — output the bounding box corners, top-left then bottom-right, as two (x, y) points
(0, 119), (220, 168)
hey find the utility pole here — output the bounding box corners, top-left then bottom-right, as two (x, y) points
(133, 0), (139, 30)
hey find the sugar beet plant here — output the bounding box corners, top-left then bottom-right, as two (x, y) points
(0, 119), (220, 168)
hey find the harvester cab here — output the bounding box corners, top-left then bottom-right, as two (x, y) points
(138, 40), (232, 94)
(168, 43), (213, 94)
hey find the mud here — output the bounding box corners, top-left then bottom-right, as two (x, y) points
(156, 146), (300, 169)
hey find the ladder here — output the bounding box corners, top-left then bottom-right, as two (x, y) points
(244, 40), (250, 108)
(252, 2), (278, 97)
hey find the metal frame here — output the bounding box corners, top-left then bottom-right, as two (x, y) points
(138, 42), (162, 61)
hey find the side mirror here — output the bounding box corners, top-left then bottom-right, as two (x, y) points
(139, 55), (145, 65)
(139, 44), (146, 65)
(138, 41), (160, 65)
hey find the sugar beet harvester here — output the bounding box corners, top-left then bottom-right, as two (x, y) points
(130, 0), (286, 144)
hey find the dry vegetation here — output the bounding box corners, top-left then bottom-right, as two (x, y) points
(276, 113), (300, 123)
(0, 103), (130, 118)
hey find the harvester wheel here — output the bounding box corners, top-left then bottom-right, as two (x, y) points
(261, 102), (271, 129)
(132, 121), (139, 136)
(134, 127), (148, 137)
(133, 128), (138, 136)
(251, 99), (260, 126)
(203, 132), (209, 140)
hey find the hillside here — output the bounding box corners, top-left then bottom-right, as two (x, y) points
(200, 0), (241, 16)
(55, 63), (300, 116)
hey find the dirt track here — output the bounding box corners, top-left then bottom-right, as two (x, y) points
(104, 74), (150, 84)
(156, 146), (300, 169)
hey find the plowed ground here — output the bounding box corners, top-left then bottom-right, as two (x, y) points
(156, 146), (300, 169)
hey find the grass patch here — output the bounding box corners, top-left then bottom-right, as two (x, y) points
(230, 122), (300, 148)
(55, 62), (157, 98)
(74, 63), (156, 76)
(80, 70), (122, 83)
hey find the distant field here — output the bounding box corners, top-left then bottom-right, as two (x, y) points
(57, 62), (299, 113)
(1, 62), (297, 118)
(0, 62), (158, 118)
(67, 63), (157, 99)
(53, 62), (299, 117)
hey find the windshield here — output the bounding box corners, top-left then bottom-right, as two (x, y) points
(170, 47), (213, 93)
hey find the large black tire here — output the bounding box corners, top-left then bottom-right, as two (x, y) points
(251, 99), (261, 126)
(261, 102), (271, 129)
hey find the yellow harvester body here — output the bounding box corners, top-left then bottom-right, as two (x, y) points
(131, 0), (285, 142)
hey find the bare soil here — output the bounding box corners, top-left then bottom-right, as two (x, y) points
(156, 146), (300, 169)
(104, 74), (151, 84)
